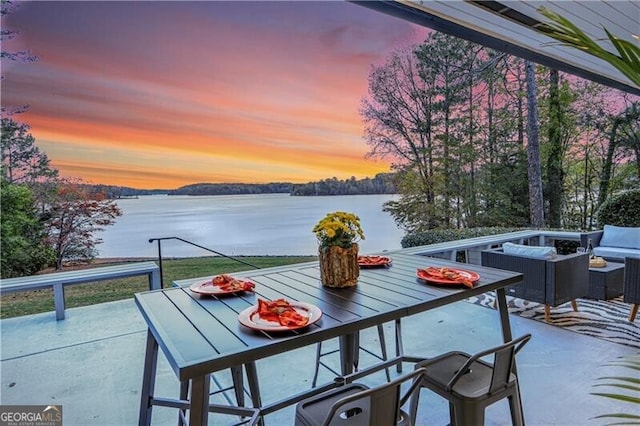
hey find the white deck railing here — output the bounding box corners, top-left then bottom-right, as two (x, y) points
(391, 229), (583, 264)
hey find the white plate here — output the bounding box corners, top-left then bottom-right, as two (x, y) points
(189, 279), (254, 296)
(238, 301), (322, 331)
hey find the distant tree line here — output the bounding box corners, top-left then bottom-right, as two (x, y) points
(93, 173), (398, 197)
(168, 182), (292, 196)
(290, 174), (395, 196)
(90, 185), (168, 199)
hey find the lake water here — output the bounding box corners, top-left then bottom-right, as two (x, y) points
(96, 193), (405, 258)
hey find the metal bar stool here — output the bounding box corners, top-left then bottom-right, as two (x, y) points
(311, 319), (403, 387)
(296, 367), (427, 426)
(408, 334), (532, 426)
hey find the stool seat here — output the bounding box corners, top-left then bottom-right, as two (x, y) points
(296, 368), (426, 426)
(420, 352), (514, 399)
(296, 384), (369, 426)
(409, 334), (531, 426)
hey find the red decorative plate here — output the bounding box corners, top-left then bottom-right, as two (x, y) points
(238, 301), (322, 332)
(416, 268), (480, 288)
(189, 278), (255, 296)
(358, 255), (392, 268)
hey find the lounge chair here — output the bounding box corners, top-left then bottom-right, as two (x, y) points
(481, 245), (589, 321)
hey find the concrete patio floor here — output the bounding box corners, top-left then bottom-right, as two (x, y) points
(1, 296), (638, 426)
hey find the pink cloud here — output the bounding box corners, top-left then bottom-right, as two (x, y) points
(2, 1), (428, 189)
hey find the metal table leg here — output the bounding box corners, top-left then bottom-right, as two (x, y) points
(139, 330), (159, 426)
(245, 362), (264, 426)
(189, 374), (211, 425)
(230, 365), (245, 407)
(495, 288), (514, 343)
(394, 319), (404, 373)
(177, 381), (188, 426)
(495, 287), (525, 424)
(338, 333), (357, 375)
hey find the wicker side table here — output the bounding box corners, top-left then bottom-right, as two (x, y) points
(623, 257), (640, 322)
(588, 262), (625, 300)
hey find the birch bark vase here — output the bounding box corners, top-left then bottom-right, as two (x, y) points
(318, 243), (359, 288)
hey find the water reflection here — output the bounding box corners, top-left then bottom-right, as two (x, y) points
(96, 194), (405, 258)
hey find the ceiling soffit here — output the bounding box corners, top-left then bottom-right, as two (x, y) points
(354, 0), (640, 96)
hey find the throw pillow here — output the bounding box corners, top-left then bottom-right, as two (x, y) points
(599, 225), (640, 250)
(502, 242), (557, 259)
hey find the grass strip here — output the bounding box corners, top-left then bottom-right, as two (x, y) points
(0, 256), (316, 319)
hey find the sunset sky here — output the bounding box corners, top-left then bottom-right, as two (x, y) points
(2, 1), (429, 189)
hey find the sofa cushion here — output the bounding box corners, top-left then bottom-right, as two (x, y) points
(593, 246), (640, 262)
(502, 242), (557, 259)
(599, 225), (640, 250)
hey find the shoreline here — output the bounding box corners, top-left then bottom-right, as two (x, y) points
(89, 254), (318, 265)
(45, 254), (317, 273)
(95, 254), (317, 260)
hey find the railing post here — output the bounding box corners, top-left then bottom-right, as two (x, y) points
(150, 238), (165, 289)
(148, 236), (261, 287)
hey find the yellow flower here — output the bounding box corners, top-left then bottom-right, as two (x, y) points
(312, 211), (365, 249)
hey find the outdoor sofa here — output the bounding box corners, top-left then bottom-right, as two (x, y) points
(481, 243), (590, 321)
(581, 225), (640, 262)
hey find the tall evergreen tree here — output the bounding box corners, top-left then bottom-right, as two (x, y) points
(0, 182), (54, 277)
(362, 33), (490, 232)
(599, 102), (640, 206)
(1, 118), (58, 186)
(545, 69), (566, 227)
(525, 61), (545, 227)
(415, 33), (474, 228)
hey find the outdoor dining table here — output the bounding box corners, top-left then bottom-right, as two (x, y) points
(135, 251), (523, 425)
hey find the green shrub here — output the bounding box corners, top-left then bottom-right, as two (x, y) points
(401, 226), (583, 256)
(401, 227), (521, 248)
(596, 189), (640, 227)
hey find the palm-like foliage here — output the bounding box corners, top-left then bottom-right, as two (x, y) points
(538, 7), (640, 88)
(591, 355), (640, 425)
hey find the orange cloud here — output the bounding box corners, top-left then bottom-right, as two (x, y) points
(3, 1), (427, 189)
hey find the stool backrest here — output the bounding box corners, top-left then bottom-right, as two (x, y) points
(323, 367), (426, 426)
(446, 334), (532, 394)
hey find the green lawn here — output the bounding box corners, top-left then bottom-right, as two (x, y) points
(0, 256), (317, 319)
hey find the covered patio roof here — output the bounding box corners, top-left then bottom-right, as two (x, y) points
(356, 0), (640, 96)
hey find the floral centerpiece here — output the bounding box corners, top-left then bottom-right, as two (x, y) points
(312, 211), (365, 288)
